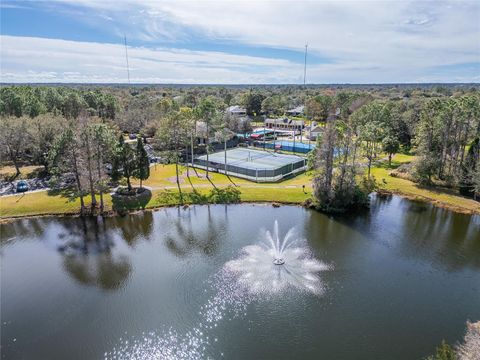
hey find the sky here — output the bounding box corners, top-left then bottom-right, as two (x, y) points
(0, 0), (479, 84)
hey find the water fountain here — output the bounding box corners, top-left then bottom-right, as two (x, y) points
(107, 221), (331, 359)
(224, 220), (331, 295)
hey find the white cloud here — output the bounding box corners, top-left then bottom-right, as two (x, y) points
(1, 0), (479, 83)
(0, 36), (303, 83)
(54, 1), (479, 62)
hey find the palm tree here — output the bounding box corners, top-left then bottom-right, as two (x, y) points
(197, 98), (219, 179)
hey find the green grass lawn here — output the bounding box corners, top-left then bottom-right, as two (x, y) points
(239, 186), (309, 203)
(371, 154), (480, 214)
(0, 191), (110, 218)
(2, 155), (479, 219)
(0, 165), (313, 219)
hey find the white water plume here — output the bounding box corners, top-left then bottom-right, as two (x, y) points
(225, 220), (331, 295)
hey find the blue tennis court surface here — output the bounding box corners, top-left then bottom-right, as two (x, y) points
(259, 140), (315, 153)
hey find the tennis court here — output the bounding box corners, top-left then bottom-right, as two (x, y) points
(193, 148), (307, 182)
(259, 140), (315, 154)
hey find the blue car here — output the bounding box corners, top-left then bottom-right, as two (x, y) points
(16, 180), (29, 193)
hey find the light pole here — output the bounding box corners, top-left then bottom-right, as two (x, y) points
(303, 43), (308, 86)
(124, 35), (130, 84)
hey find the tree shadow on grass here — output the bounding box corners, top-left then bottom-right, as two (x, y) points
(373, 160), (403, 170)
(225, 174), (238, 187)
(47, 186), (79, 202)
(415, 182), (477, 200)
(186, 172), (196, 190)
(15, 193), (26, 203)
(206, 175), (218, 189)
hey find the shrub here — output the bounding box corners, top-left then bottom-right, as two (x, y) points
(413, 155), (440, 185)
(424, 340), (457, 360)
(208, 186), (241, 204)
(115, 186), (145, 196)
(187, 190), (208, 204)
(112, 188), (152, 214)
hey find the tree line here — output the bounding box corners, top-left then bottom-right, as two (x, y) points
(1, 85), (479, 214)
(307, 92), (480, 212)
(46, 113), (150, 215)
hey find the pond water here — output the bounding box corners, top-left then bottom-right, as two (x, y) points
(1, 196), (479, 359)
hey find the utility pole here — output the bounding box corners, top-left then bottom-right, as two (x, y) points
(124, 35), (130, 84)
(303, 43), (308, 86)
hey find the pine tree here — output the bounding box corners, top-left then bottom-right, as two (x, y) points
(114, 134), (136, 191)
(134, 137), (150, 189)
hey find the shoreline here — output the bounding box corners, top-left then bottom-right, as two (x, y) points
(376, 189), (480, 215)
(1, 190), (478, 224)
(0, 201), (304, 224)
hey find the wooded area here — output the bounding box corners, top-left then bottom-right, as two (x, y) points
(1, 84), (479, 214)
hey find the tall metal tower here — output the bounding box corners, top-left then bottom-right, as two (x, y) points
(124, 35), (131, 84)
(303, 43), (308, 86)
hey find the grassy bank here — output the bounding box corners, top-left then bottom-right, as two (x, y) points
(1, 159), (479, 220)
(0, 191), (103, 218)
(0, 165), (312, 219)
(371, 154), (480, 215)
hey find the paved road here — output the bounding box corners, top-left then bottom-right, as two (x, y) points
(0, 188), (51, 198)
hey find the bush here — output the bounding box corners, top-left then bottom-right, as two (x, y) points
(208, 186), (241, 204)
(413, 155), (440, 185)
(154, 186), (241, 206)
(424, 340), (457, 360)
(115, 186), (146, 196)
(118, 178), (128, 187)
(112, 188), (152, 214)
(186, 190), (209, 204)
(360, 175), (377, 194)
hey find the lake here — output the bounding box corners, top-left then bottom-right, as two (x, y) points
(1, 195), (479, 359)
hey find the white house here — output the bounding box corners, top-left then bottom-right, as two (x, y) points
(226, 105), (247, 116)
(265, 118), (304, 131)
(286, 105), (304, 116)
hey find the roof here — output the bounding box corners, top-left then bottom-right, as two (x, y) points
(227, 105), (246, 114)
(287, 105), (304, 114)
(310, 126), (323, 133)
(265, 118), (304, 126)
(250, 133), (263, 139)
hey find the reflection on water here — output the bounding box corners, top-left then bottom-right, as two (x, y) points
(106, 328), (207, 360)
(63, 254), (131, 290)
(1, 199), (479, 360)
(110, 211), (154, 246)
(372, 196), (480, 271)
(58, 217), (133, 291)
(165, 207), (224, 257)
(57, 216), (113, 254)
(312, 195), (480, 272)
(107, 220), (331, 360)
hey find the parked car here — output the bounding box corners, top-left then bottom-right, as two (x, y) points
(129, 133), (137, 140)
(16, 180), (29, 193)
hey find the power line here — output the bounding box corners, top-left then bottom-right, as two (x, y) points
(124, 35), (130, 84)
(303, 43), (308, 86)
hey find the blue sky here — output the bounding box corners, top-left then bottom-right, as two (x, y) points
(1, 0), (479, 84)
